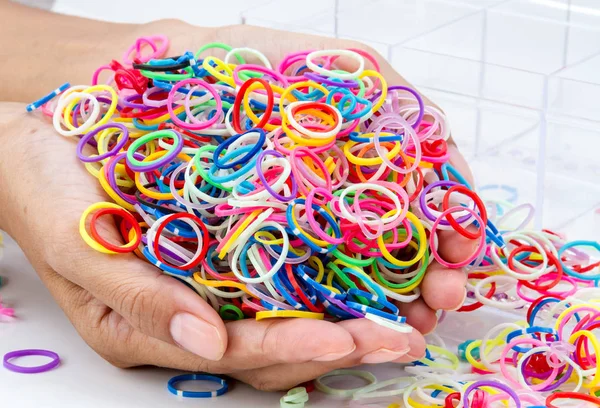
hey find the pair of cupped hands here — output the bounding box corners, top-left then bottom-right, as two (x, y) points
(0, 22), (476, 391)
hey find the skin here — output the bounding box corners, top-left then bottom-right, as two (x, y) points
(0, 1), (476, 391)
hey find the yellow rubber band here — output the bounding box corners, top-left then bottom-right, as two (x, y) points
(255, 310), (325, 320)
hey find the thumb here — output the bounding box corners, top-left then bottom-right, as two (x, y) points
(48, 232), (227, 361)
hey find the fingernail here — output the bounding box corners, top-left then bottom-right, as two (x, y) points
(360, 348), (410, 364)
(170, 313), (224, 361)
(448, 289), (468, 312)
(312, 344), (356, 362)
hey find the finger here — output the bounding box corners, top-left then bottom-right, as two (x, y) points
(232, 319), (425, 391)
(396, 298), (437, 335)
(231, 318), (417, 391)
(47, 215), (228, 361)
(98, 317), (357, 374)
(421, 261), (467, 311)
(437, 226), (480, 265)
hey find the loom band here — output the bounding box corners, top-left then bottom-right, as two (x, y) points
(318, 369), (381, 402)
(298, 271), (346, 302)
(278, 80), (330, 121)
(285, 264), (324, 313)
(89, 208), (142, 254)
(151, 213), (208, 271)
(306, 49), (365, 81)
(200, 56), (234, 86)
(123, 35), (166, 65)
(569, 330), (600, 382)
(216, 209), (263, 257)
(461, 380), (521, 408)
(285, 102), (342, 139)
(346, 288), (399, 316)
(232, 64), (287, 87)
(192, 147), (232, 192)
(438, 162), (473, 191)
(236, 80), (276, 133)
(515, 346), (582, 394)
(253, 151), (297, 202)
(527, 297), (562, 326)
(229, 218), (287, 284)
(505, 327), (560, 354)
(458, 278), (497, 313)
(558, 241), (600, 282)
(286, 206), (336, 254)
(138, 66), (194, 82)
(303, 72), (361, 89)
(490, 235), (551, 281)
(125, 129), (183, 171)
(271, 269), (307, 310)
(290, 149), (332, 197)
(205, 149), (258, 187)
(343, 140), (403, 166)
(98, 164), (138, 211)
(339, 182), (408, 228)
(370, 254), (427, 292)
(547, 392), (600, 408)
(192, 272), (255, 298)
(356, 70), (386, 113)
(79, 203), (137, 254)
(328, 262), (386, 302)
(441, 185), (488, 240)
(134, 153), (190, 200)
(419, 181), (473, 225)
(319, 294), (362, 320)
(375, 212), (427, 268)
(166, 79), (222, 131)
(63, 85), (118, 133)
(250, 288), (295, 311)
(53, 92), (101, 137)
(517, 261), (564, 295)
(219, 304), (245, 321)
(212, 129), (265, 170)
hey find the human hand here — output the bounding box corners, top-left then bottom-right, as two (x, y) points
(0, 23), (475, 391)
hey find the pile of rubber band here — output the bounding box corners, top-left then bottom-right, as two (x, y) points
(25, 35), (600, 406)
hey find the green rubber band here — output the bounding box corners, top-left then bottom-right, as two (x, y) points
(219, 304), (244, 321)
(194, 145), (232, 192)
(139, 66), (194, 81)
(332, 248), (375, 268)
(371, 231), (429, 290)
(126, 130), (181, 167)
(282, 387), (308, 403)
(352, 376), (416, 400)
(315, 369), (377, 398)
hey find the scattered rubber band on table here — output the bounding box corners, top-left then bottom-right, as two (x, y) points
(3, 349), (60, 374)
(167, 373), (228, 398)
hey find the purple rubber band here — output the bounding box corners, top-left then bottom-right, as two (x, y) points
(463, 380), (521, 408)
(3, 349), (60, 374)
(420, 180), (473, 224)
(370, 86), (424, 130)
(255, 150), (297, 202)
(120, 93), (149, 110)
(321, 293), (365, 318)
(105, 152), (144, 205)
(303, 72), (359, 88)
(77, 123), (129, 163)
